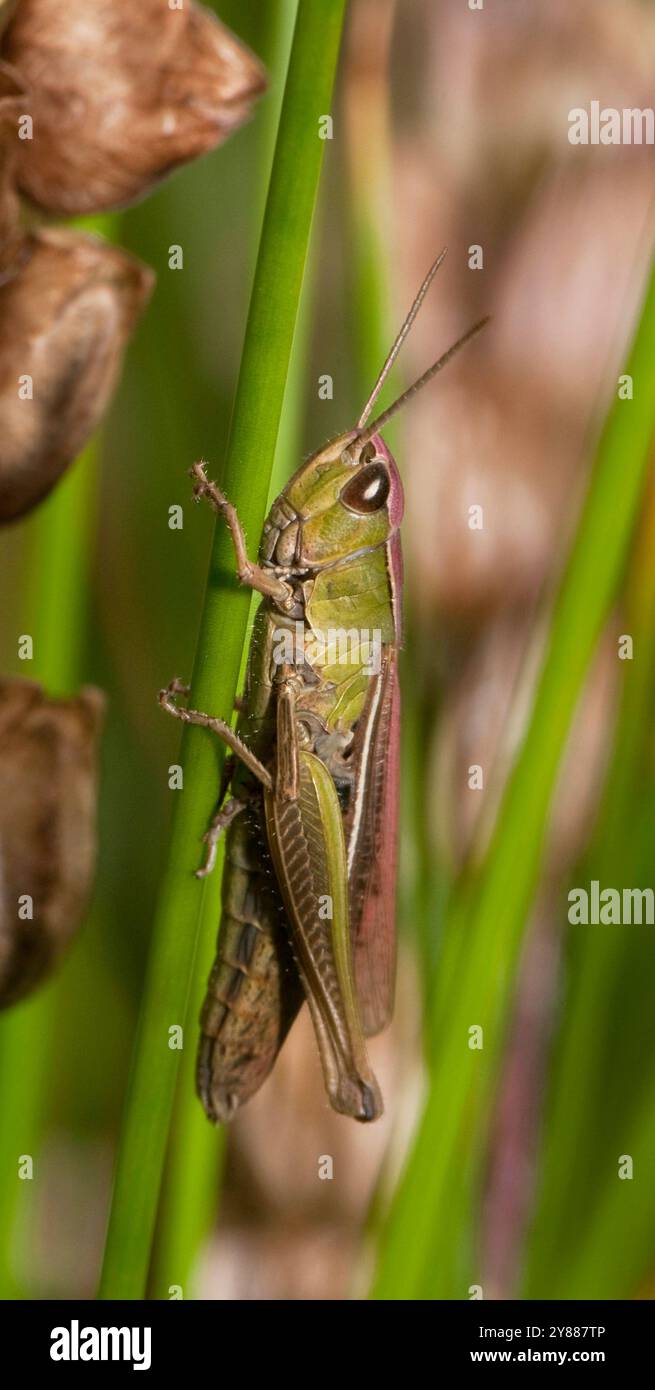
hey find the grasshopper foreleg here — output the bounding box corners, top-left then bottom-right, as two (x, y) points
(190, 462), (294, 608)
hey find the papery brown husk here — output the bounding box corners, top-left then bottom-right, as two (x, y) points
(0, 678), (105, 1006)
(0, 59), (24, 267)
(1, 0), (266, 215)
(0, 1), (16, 40)
(0, 227), (153, 522)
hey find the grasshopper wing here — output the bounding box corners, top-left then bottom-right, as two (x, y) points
(345, 647), (400, 1037)
(265, 750), (382, 1122)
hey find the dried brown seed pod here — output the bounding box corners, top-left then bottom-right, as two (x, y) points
(0, 60), (24, 265)
(0, 1), (16, 39)
(0, 227), (153, 522)
(0, 677), (105, 1007)
(1, 0), (266, 215)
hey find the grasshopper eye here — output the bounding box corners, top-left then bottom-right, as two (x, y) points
(341, 462), (390, 514)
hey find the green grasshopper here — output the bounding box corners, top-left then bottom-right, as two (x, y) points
(160, 252), (487, 1123)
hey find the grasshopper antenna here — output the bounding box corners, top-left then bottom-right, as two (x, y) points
(357, 248), (448, 430)
(357, 314), (490, 446)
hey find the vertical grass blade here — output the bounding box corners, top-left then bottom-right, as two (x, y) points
(523, 472), (655, 1298)
(148, 873), (227, 1300)
(371, 252), (655, 1299)
(98, 0), (347, 1300)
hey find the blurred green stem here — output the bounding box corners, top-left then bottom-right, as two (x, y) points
(98, 0), (347, 1301)
(524, 466), (655, 1297)
(372, 253), (655, 1298)
(148, 849), (227, 1300)
(26, 448), (98, 695)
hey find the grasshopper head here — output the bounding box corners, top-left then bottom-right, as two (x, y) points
(259, 254), (488, 576)
(260, 429), (404, 573)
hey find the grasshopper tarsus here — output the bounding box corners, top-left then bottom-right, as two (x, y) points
(195, 834), (218, 879)
(195, 859), (214, 881)
(189, 459), (227, 510)
(158, 676), (190, 707)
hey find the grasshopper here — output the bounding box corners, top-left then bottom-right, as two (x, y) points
(161, 252), (487, 1123)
